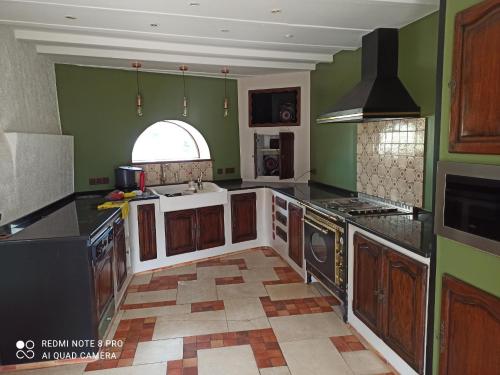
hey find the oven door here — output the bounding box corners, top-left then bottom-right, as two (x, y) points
(304, 217), (336, 281)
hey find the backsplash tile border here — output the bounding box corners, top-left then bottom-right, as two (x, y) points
(134, 160), (213, 186)
(357, 118), (426, 208)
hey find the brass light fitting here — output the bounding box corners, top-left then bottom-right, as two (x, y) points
(221, 67), (229, 118)
(179, 65), (189, 117)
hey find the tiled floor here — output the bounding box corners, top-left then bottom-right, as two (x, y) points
(3, 247), (396, 375)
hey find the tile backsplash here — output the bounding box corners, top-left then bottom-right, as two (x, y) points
(357, 118), (426, 208)
(134, 160), (213, 186)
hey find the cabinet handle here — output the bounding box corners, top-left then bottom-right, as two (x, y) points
(439, 321), (446, 353)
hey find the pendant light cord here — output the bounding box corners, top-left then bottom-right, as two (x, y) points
(136, 67), (140, 95)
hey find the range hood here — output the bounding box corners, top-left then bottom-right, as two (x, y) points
(317, 28), (420, 124)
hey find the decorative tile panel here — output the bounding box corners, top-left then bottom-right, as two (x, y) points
(134, 160), (213, 186)
(357, 118), (426, 208)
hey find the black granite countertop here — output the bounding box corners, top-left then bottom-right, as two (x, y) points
(0, 195), (121, 242)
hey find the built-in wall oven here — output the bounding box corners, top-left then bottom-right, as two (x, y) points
(435, 161), (500, 257)
(303, 206), (346, 311)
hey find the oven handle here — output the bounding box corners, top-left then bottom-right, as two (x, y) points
(303, 218), (329, 235)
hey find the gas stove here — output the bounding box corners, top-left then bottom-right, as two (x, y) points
(314, 195), (410, 217)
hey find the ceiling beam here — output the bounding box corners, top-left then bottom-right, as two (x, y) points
(15, 29), (334, 63)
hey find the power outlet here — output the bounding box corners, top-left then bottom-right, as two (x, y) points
(225, 167), (235, 174)
(89, 177), (110, 185)
(217, 168), (224, 175)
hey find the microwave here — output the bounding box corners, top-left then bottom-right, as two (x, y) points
(435, 161), (500, 257)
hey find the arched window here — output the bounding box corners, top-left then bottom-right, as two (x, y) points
(132, 120), (210, 163)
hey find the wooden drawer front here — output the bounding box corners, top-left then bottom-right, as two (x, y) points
(137, 204), (157, 261)
(275, 196), (287, 210)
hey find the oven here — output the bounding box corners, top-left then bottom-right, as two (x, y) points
(303, 206), (346, 303)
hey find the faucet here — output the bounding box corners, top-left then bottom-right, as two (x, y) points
(197, 172), (204, 190)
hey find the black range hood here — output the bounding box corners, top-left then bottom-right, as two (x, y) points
(317, 28), (420, 124)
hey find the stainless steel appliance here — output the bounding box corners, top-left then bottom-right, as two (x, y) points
(115, 166), (142, 191)
(315, 196), (409, 216)
(435, 161), (500, 257)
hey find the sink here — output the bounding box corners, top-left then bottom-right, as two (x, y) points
(149, 182), (228, 212)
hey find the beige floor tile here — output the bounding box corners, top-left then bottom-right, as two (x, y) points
(311, 282), (333, 296)
(198, 345), (260, 375)
(80, 363), (166, 375)
(241, 268), (279, 282)
(153, 264), (196, 277)
(269, 312), (351, 342)
(2, 364), (86, 375)
(129, 273), (153, 286)
(224, 298), (266, 320)
(176, 279), (217, 304)
(158, 310), (227, 322)
(124, 290), (177, 305)
(217, 282), (268, 300)
(227, 317), (271, 332)
(265, 282), (321, 301)
(121, 304), (190, 320)
(280, 338), (352, 375)
(197, 265), (241, 279)
(153, 319), (228, 340)
(341, 350), (390, 374)
(259, 366), (291, 375)
(133, 338), (182, 365)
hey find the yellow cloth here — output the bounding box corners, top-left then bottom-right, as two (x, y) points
(97, 200), (130, 219)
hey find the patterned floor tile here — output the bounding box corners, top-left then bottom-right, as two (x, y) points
(330, 335), (366, 352)
(191, 300), (225, 313)
(260, 296), (336, 317)
(265, 283), (321, 301)
(215, 276), (245, 285)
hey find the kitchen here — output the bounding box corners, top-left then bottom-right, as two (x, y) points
(0, 0), (499, 374)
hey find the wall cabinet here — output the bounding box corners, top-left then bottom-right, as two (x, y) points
(165, 205), (225, 256)
(288, 203), (303, 267)
(449, 0), (500, 154)
(113, 217), (127, 291)
(353, 233), (427, 374)
(231, 192), (257, 243)
(439, 275), (500, 375)
(138, 204), (157, 261)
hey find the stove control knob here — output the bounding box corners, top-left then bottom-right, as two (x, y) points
(339, 237), (344, 246)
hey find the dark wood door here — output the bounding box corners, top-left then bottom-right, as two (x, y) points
(279, 132), (294, 179)
(165, 209), (197, 256)
(137, 204), (157, 261)
(382, 249), (427, 374)
(113, 218), (127, 291)
(288, 203), (303, 267)
(439, 275), (500, 375)
(353, 233), (384, 335)
(197, 205), (225, 250)
(95, 251), (113, 320)
(449, 0), (500, 154)
(231, 192), (257, 243)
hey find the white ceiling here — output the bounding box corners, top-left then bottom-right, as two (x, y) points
(0, 0), (439, 77)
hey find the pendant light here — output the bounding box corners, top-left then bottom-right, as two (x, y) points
(221, 67), (230, 118)
(179, 65), (188, 117)
(132, 62), (143, 117)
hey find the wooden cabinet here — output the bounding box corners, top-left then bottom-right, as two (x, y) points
(113, 217), (127, 291)
(137, 204), (157, 261)
(439, 275), (500, 375)
(279, 132), (295, 179)
(165, 205), (225, 255)
(95, 250), (113, 320)
(353, 234), (384, 335)
(197, 205), (225, 250)
(165, 209), (197, 256)
(231, 192), (257, 243)
(288, 203), (303, 267)
(449, 0), (500, 154)
(249, 86), (300, 127)
(353, 233), (427, 373)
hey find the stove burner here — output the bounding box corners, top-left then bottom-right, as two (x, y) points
(316, 197), (405, 216)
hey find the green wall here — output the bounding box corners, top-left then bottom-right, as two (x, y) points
(56, 65), (240, 192)
(432, 0), (500, 372)
(310, 12), (439, 209)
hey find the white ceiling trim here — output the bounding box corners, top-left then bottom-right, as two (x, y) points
(15, 29), (335, 63)
(36, 45), (317, 71)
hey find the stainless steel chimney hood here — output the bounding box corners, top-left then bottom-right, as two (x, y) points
(317, 28), (420, 124)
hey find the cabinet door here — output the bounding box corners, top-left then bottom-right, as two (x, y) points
(279, 132), (294, 179)
(138, 204), (157, 261)
(165, 209), (197, 256)
(439, 275), (500, 375)
(95, 252), (113, 320)
(288, 203), (303, 267)
(382, 249), (427, 374)
(231, 192), (257, 243)
(113, 219), (127, 291)
(353, 233), (384, 335)
(197, 205), (225, 250)
(449, 0), (500, 154)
